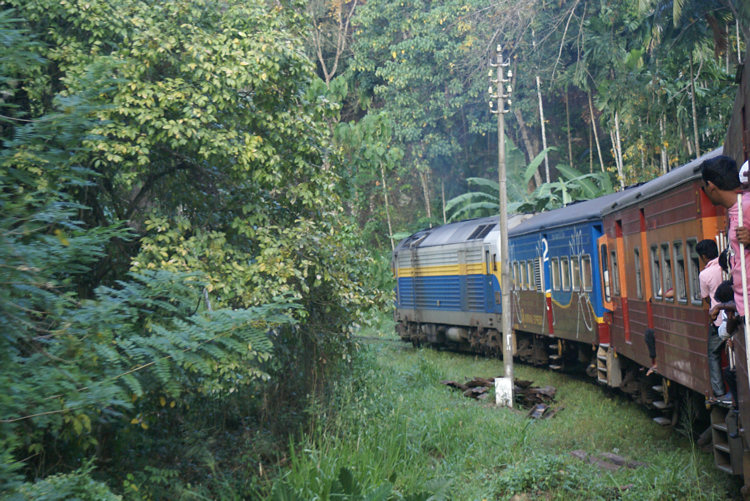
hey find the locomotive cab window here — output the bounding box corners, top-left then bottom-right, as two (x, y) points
(686, 239), (702, 305)
(551, 257), (560, 291)
(634, 248), (643, 299)
(582, 255), (593, 292)
(561, 257), (570, 291)
(673, 241), (687, 303)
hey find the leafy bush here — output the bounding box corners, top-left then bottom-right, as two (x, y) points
(1, 1), (380, 496)
(9, 462), (120, 501)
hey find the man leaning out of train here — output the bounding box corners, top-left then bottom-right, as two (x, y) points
(701, 156), (750, 321)
(698, 239), (729, 403)
(710, 279), (737, 405)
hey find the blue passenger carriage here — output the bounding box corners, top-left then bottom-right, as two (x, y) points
(507, 192), (629, 367)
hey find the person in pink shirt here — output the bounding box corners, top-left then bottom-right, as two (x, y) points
(701, 156), (750, 318)
(701, 155), (750, 407)
(697, 239), (728, 400)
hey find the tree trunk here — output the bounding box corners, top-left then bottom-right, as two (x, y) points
(689, 51), (701, 159)
(381, 164), (395, 251)
(310, 0), (359, 86)
(726, 23), (730, 72)
(659, 114), (668, 174)
(417, 166), (433, 226)
(513, 108), (543, 191)
(536, 76), (550, 183)
(588, 91), (605, 173)
(614, 111), (625, 189)
(441, 180), (446, 224)
(565, 87), (573, 167)
(738, 18), (743, 65)
(588, 121), (593, 173)
(638, 117), (645, 177)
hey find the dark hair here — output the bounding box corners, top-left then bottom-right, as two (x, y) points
(719, 248), (729, 273)
(696, 239), (718, 260)
(715, 280), (734, 303)
(701, 155), (740, 190)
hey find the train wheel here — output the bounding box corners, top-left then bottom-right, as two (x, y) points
(485, 329), (502, 356)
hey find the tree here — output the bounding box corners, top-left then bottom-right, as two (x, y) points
(350, 0), (537, 229)
(2, 0), (383, 495)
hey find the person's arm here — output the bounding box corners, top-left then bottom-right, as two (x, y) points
(710, 302), (736, 321)
(737, 226), (750, 246)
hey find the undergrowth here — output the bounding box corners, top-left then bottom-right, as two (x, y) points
(265, 316), (740, 500)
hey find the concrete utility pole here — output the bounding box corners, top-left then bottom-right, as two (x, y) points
(489, 44), (514, 408)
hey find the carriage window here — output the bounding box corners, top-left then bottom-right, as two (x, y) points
(600, 244), (611, 302)
(610, 250), (620, 296)
(673, 241), (687, 303)
(527, 260), (535, 291)
(571, 256), (581, 291)
(634, 248), (643, 299)
(651, 245), (662, 299)
(512, 262), (518, 289)
(523, 260), (530, 290)
(582, 255), (593, 292)
(661, 243), (673, 301)
(517, 261), (522, 290)
(561, 257), (570, 291)
(686, 239), (702, 305)
(551, 257), (560, 291)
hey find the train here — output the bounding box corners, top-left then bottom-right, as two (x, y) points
(393, 52), (750, 485)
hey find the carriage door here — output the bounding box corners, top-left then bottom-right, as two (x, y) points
(613, 220), (631, 342)
(542, 236), (554, 334)
(484, 245), (499, 313)
(597, 235), (614, 312)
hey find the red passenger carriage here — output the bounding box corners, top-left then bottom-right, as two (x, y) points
(599, 149), (726, 397)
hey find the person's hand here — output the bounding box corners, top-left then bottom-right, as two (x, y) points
(710, 305), (721, 321)
(737, 226), (750, 246)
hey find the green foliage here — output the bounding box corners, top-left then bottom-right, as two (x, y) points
(446, 148), (615, 220)
(10, 461), (120, 501)
(267, 336), (734, 500)
(1, 0), (382, 496)
(517, 165), (616, 213)
(335, 111), (404, 248)
(344, 0), (745, 231)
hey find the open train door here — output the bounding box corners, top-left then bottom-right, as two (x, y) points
(596, 234), (613, 352)
(597, 234), (614, 316)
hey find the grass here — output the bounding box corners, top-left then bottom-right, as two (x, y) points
(266, 314), (740, 500)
